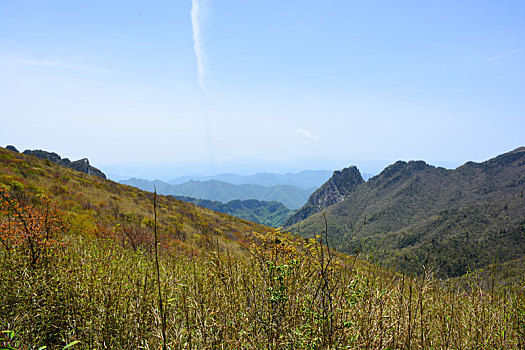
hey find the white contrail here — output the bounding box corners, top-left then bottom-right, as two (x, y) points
(191, 0), (208, 93)
(485, 47), (525, 62)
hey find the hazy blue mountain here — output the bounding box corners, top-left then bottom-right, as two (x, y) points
(120, 178), (314, 209)
(173, 196), (294, 227)
(167, 170), (333, 189)
(362, 173), (374, 181)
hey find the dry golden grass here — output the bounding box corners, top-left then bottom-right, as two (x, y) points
(0, 147), (524, 349)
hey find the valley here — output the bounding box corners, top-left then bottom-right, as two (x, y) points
(120, 178), (314, 210)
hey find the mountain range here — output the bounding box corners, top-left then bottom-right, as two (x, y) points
(120, 178), (314, 210)
(8, 143), (524, 280)
(2, 146), (298, 226)
(167, 171), (374, 187)
(2, 146), (520, 348)
(168, 170), (334, 189)
(287, 147), (525, 278)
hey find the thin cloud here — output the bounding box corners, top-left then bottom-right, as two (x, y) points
(191, 0), (209, 93)
(366, 90), (393, 101)
(485, 47), (525, 62)
(0, 55), (112, 73)
(0, 54), (154, 80)
(297, 128), (320, 140)
(363, 84), (408, 103)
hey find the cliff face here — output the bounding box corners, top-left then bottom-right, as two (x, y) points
(20, 149), (106, 179)
(285, 166), (364, 226)
(69, 158), (107, 179)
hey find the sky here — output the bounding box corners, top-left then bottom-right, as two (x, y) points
(1, 1), (524, 179)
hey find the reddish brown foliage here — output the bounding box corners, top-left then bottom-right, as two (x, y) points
(0, 186), (64, 265)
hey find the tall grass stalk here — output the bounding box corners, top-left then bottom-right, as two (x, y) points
(153, 188), (167, 349)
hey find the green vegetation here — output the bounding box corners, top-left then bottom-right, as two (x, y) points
(1, 147), (524, 348)
(289, 148), (525, 279)
(0, 147), (268, 257)
(0, 196), (523, 348)
(286, 166), (364, 226)
(121, 178), (314, 210)
(173, 196), (294, 227)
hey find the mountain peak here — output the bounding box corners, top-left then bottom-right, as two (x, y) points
(369, 159), (434, 188)
(327, 166), (364, 196)
(5, 145), (19, 153)
(382, 160), (430, 174)
(285, 165), (364, 226)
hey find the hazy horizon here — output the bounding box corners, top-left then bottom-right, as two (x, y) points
(100, 156), (463, 182)
(1, 1), (524, 175)
(2, 143), (510, 182)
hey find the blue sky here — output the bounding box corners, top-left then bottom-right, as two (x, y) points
(1, 1), (524, 178)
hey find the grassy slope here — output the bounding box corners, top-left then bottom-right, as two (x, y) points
(1, 147), (524, 349)
(288, 148), (525, 278)
(0, 147), (269, 253)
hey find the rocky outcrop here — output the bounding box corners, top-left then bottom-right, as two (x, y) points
(5, 145), (19, 153)
(285, 166), (364, 226)
(69, 158), (107, 179)
(21, 149), (106, 179)
(23, 150), (63, 163)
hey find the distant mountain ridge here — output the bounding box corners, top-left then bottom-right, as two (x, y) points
(173, 196), (293, 227)
(120, 178), (314, 210)
(168, 170), (333, 189)
(5, 145), (106, 179)
(168, 170), (375, 188)
(287, 147), (525, 278)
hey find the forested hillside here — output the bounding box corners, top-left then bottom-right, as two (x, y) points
(173, 196), (293, 227)
(288, 147), (525, 278)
